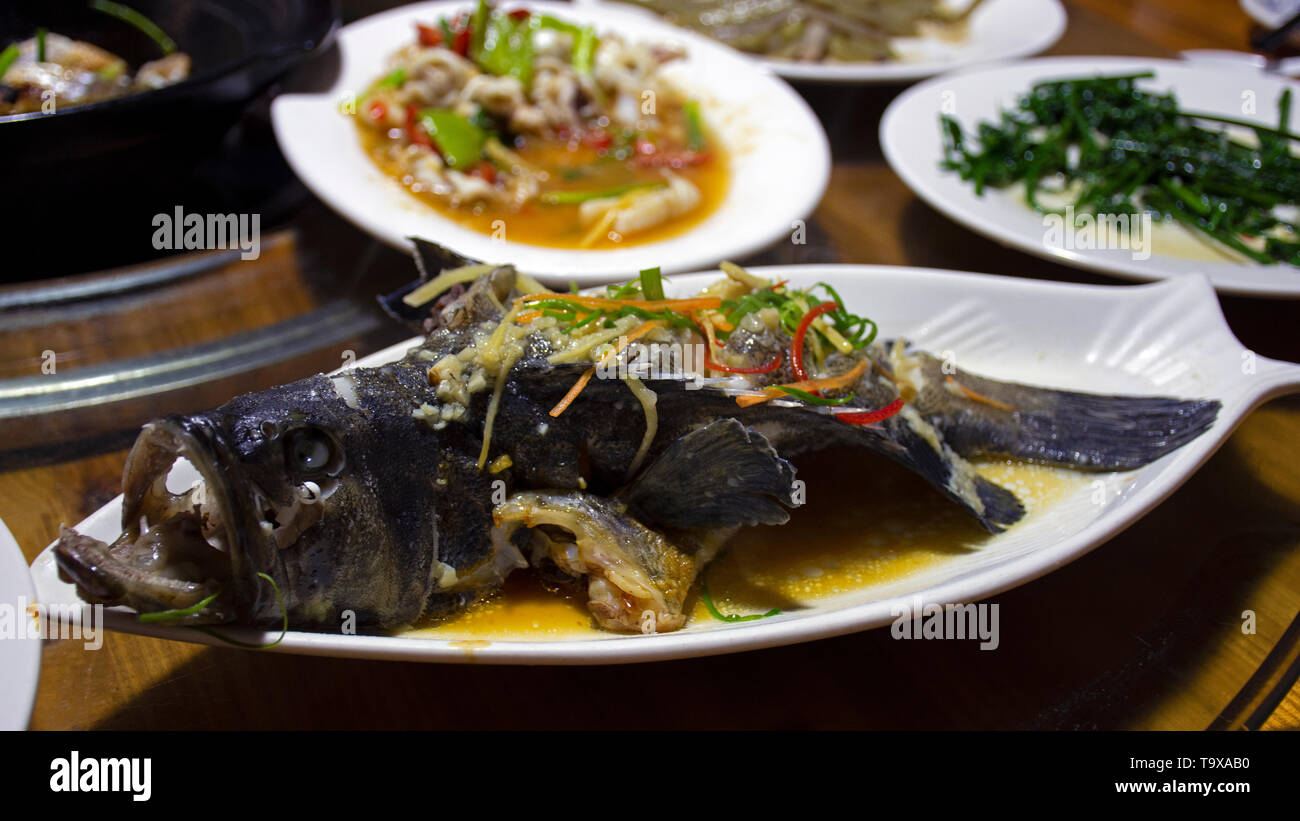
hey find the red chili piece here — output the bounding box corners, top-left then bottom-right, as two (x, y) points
(836, 398), (905, 426)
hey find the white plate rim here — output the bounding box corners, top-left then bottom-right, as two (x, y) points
(270, 0), (831, 284)
(573, 0), (1068, 84)
(27, 264), (1300, 665)
(1239, 0), (1300, 30)
(880, 55), (1300, 298)
(1, 517), (41, 728)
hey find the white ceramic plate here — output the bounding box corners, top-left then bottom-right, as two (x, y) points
(881, 57), (1300, 297)
(28, 264), (1300, 664)
(270, 0), (830, 284)
(1, 517), (40, 728)
(1241, 0), (1300, 30)
(573, 0), (1067, 84)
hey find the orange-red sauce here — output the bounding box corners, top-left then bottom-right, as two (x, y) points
(401, 453), (1087, 641)
(356, 126), (730, 250)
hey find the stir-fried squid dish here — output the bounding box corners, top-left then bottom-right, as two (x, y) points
(352, 1), (725, 249)
(53, 240), (1220, 639)
(0, 1), (190, 116)
(623, 0), (982, 63)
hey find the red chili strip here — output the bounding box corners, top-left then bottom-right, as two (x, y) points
(406, 105), (435, 151)
(790, 301), (839, 382)
(836, 398), (905, 426)
(453, 23), (471, 56)
(416, 23), (442, 46)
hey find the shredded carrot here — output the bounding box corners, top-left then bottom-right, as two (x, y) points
(549, 320), (666, 417)
(516, 310), (543, 323)
(549, 367), (596, 417)
(735, 360), (869, 408)
(946, 376), (1019, 412)
(707, 312), (734, 332)
(521, 293), (722, 312)
(691, 310), (719, 355)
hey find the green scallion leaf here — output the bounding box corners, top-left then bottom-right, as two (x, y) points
(700, 571), (779, 623)
(195, 572), (288, 650)
(0, 44), (20, 77)
(775, 386), (854, 406)
(89, 0), (177, 55)
(137, 585), (225, 624)
(639, 266), (664, 301)
(379, 67), (407, 87)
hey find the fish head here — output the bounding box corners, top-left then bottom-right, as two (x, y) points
(56, 369), (444, 632)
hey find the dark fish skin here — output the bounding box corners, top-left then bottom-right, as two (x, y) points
(171, 361), (501, 629)
(53, 245), (1223, 634)
(498, 361), (1027, 532)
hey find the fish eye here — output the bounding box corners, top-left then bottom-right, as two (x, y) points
(286, 428), (334, 474)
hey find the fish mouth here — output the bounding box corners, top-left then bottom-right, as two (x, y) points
(54, 417), (248, 624)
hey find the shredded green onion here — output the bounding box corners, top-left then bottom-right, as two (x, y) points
(89, 0), (177, 55)
(35, 27), (47, 62)
(775, 386), (854, 406)
(639, 266), (665, 301)
(539, 182), (664, 205)
(700, 570), (780, 623)
(684, 100), (706, 152)
(195, 572), (288, 650)
(0, 44), (20, 77)
(572, 26), (597, 74)
(137, 585), (225, 624)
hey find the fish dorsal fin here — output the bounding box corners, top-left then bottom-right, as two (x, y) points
(621, 419), (798, 531)
(410, 237), (480, 279)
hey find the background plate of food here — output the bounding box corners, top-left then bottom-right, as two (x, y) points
(271, 0), (830, 282)
(573, 0), (1067, 84)
(881, 56), (1300, 298)
(27, 259), (1300, 664)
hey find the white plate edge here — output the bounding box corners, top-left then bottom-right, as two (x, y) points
(879, 55), (1300, 297)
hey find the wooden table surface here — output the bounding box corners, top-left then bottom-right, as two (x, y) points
(4, 0), (1299, 730)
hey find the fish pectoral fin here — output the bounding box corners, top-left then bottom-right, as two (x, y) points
(492, 491), (697, 633)
(621, 418), (799, 531)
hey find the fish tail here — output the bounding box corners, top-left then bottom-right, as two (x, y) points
(901, 352), (1221, 470)
(934, 387), (1220, 471)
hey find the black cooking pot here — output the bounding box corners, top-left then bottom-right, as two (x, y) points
(1, 0), (340, 277)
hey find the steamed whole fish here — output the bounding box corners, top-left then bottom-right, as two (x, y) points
(54, 242), (1220, 635)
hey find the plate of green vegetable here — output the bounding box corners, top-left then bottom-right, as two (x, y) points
(881, 56), (1300, 297)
